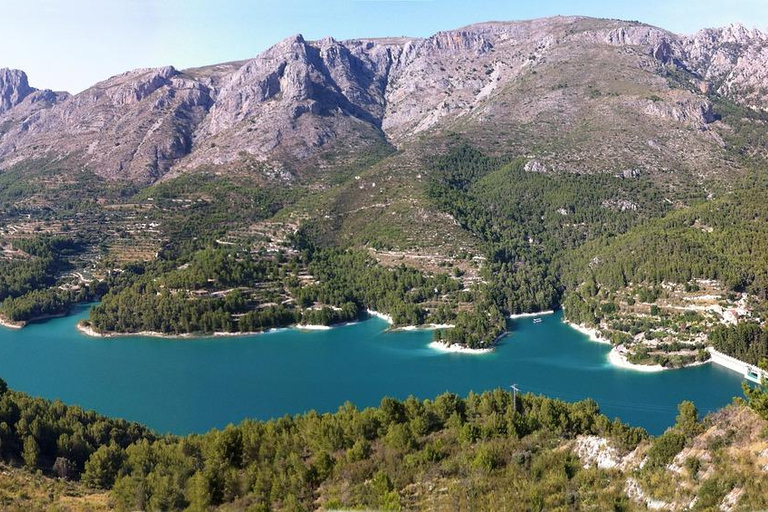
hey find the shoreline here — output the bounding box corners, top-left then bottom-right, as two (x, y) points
(607, 347), (711, 373)
(366, 309), (455, 332)
(76, 320), (348, 339)
(428, 329), (507, 355)
(564, 320), (611, 345)
(75, 314), (432, 340)
(564, 320), (710, 373)
(0, 316), (24, 330)
(77, 322), (197, 339)
(295, 324), (333, 331)
(72, 312), (714, 370)
(76, 311), (483, 351)
(427, 340), (494, 354)
(607, 346), (667, 373)
(366, 309), (394, 324)
(508, 310), (555, 319)
(394, 323), (455, 331)
(0, 312), (68, 330)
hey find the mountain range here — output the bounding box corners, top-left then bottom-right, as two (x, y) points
(2, 16), (768, 185)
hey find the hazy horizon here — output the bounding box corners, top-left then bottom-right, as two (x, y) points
(6, 0), (768, 94)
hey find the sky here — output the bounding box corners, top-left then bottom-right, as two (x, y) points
(5, 0), (768, 93)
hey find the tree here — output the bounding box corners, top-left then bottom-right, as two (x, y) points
(675, 401), (701, 438)
(53, 457), (76, 479)
(22, 436), (39, 470)
(82, 442), (126, 489)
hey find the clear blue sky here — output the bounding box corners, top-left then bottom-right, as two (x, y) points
(6, 0), (768, 93)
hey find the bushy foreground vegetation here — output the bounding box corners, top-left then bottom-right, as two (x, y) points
(2, 375), (768, 511)
(0, 377), (651, 511)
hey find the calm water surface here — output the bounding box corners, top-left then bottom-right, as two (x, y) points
(0, 306), (744, 435)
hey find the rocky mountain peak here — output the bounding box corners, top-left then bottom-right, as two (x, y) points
(0, 68), (34, 114)
(85, 65), (182, 106)
(719, 23), (767, 44)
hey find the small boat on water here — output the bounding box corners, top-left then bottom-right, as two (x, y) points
(533, 318), (543, 324)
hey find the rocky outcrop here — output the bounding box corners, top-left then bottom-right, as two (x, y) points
(679, 24), (768, 109)
(0, 69), (34, 114)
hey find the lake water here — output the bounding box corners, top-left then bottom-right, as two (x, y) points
(0, 306), (744, 435)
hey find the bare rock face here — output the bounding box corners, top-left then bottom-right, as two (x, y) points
(0, 69), (35, 113)
(0, 69), (70, 142)
(0, 66), (214, 182)
(681, 24), (768, 109)
(634, 91), (715, 128)
(186, 34), (395, 169)
(3, 16), (768, 183)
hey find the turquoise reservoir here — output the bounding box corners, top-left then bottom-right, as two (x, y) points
(0, 306), (744, 435)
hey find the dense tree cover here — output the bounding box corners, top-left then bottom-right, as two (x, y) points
(0, 288), (81, 323)
(297, 247), (461, 326)
(88, 245), (463, 335)
(710, 323), (768, 366)
(0, 236), (89, 322)
(90, 286), (259, 334)
(435, 302), (506, 349)
(301, 303), (358, 326)
(425, 144), (674, 346)
(0, 377), (650, 511)
(427, 145), (673, 314)
(88, 247), (296, 334)
(0, 378), (155, 479)
(556, 180), (768, 366)
(428, 147), (557, 314)
(0, 236), (80, 302)
(560, 187), (768, 298)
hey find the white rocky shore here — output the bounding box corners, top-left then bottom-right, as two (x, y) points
(295, 324), (333, 331)
(508, 310), (555, 319)
(563, 320), (611, 345)
(366, 309), (394, 324)
(367, 309), (455, 331)
(368, 308), (500, 354)
(608, 345), (667, 373)
(77, 322), (196, 339)
(427, 341), (493, 354)
(0, 317), (24, 330)
(565, 320), (712, 373)
(395, 323), (455, 331)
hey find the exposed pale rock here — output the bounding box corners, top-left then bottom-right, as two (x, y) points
(573, 435), (621, 469)
(524, 159), (549, 173)
(0, 69), (34, 113)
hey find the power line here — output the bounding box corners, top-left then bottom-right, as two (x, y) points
(510, 383), (520, 412)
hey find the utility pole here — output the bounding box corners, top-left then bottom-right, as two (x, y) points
(510, 384), (520, 412)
